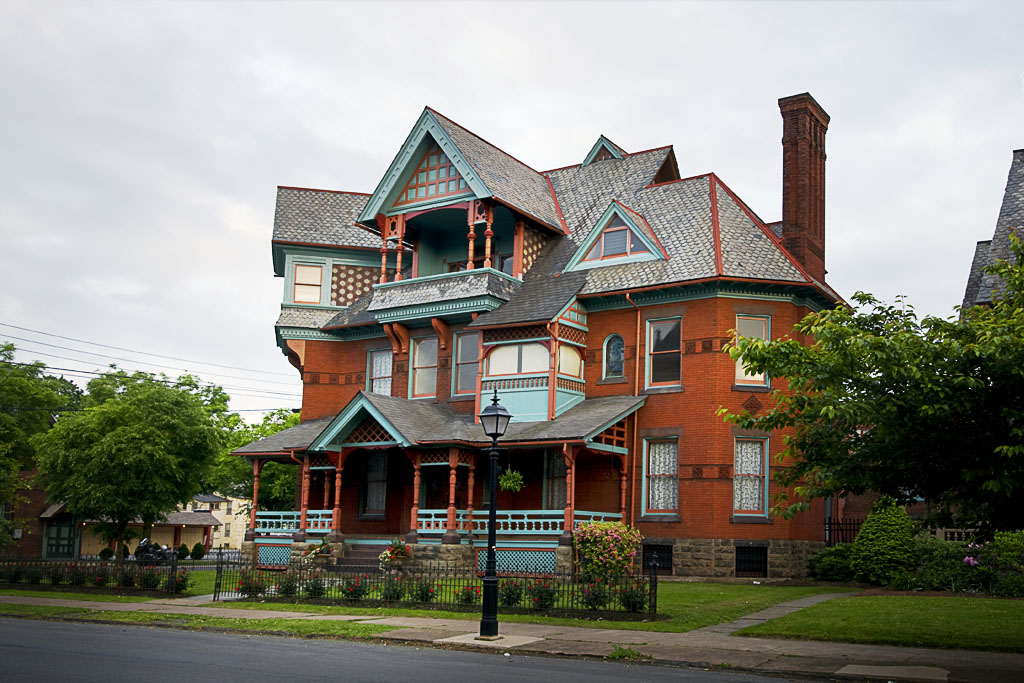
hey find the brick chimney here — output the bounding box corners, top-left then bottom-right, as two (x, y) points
(779, 93), (830, 282)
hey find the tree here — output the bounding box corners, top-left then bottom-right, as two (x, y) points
(34, 371), (223, 555)
(722, 236), (1024, 535)
(0, 344), (72, 546)
(206, 408), (300, 511)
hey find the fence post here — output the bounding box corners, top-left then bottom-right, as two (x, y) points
(214, 545), (223, 601)
(648, 551), (658, 619)
(170, 552), (178, 596)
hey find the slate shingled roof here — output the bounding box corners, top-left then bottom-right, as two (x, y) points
(273, 187), (379, 249)
(429, 108), (562, 232)
(277, 306), (339, 329)
(963, 149), (1024, 308)
(367, 269), (520, 312)
(232, 415), (333, 455)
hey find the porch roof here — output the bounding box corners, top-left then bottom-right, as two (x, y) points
(231, 415), (334, 455)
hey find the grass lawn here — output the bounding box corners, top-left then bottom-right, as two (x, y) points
(184, 570), (217, 596)
(207, 582), (847, 633)
(734, 595), (1024, 653)
(0, 589), (153, 603)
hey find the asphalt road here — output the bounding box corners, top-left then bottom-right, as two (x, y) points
(0, 618), (795, 683)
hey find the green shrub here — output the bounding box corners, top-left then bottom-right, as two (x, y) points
(579, 580), (610, 610)
(457, 584), (481, 604)
(68, 563), (87, 587)
(618, 584), (648, 612)
(138, 571), (161, 590)
(117, 571), (137, 588)
(498, 579), (523, 607)
(962, 530), (1024, 594)
(91, 570), (109, 587)
(410, 580), (435, 602)
(993, 572), (1024, 598)
(525, 579), (556, 610)
(808, 544), (856, 582)
(1, 564), (24, 583)
(190, 543), (205, 560)
(276, 572), (299, 597)
(176, 544), (190, 560)
(379, 576), (405, 602)
(574, 521), (642, 582)
(237, 571), (265, 597)
(98, 548), (114, 561)
(342, 575), (369, 601)
(24, 566), (43, 584)
(46, 564), (65, 585)
(303, 574), (326, 598)
(165, 570), (190, 593)
(850, 498), (915, 585)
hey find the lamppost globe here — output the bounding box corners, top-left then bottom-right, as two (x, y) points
(477, 388), (511, 639)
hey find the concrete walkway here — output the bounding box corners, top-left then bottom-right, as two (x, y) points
(2, 593), (1021, 683)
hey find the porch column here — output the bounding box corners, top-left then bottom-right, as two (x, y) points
(406, 452), (421, 544)
(618, 453), (628, 518)
(560, 446), (575, 546)
(466, 454), (476, 537)
(246, 459), (265, 540)
(483, 215), (494, 269)
(466, 222), (476, 270)
(329, 450), (347, 542)
(379, 244), (389, 284)
(442, 448), (461, 544)
(174, 526), (182, 548)
(205, 526), (212, 552)
(297, 454), (310, 541)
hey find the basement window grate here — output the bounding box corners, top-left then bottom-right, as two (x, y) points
(735, 546), (768, 577)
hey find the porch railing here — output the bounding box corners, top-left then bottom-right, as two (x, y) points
(254, 510), (332, 535)
(305, 510), (332, 534)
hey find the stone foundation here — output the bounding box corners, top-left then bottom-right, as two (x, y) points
(663, 538), (824, 579)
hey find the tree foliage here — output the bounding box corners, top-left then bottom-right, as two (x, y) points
(205, 408), (299, 511)
(34, 370), (224, 552)
(722, 236), (1024, 535)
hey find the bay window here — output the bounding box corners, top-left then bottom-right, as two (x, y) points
(411, 337), (438, 398)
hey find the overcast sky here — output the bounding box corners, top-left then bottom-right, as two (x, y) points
(1, 1), (1021, 416)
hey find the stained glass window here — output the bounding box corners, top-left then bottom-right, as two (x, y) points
(605, 334), (624, 378)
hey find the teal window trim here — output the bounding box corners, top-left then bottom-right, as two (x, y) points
(733, 437), (769, 517)
(642, 437), (679, 516)
(366, 347), (393, 396)
(284, 254), (331, 306)
(645, 316), (682, 389)
(582, 136), (624, 166)
(563, 202), (666, 273)
(452, 331), (481, 396)
(409, 335), (439, 400)
(603, 334), (625, 379)
(734, 314), (771, 387)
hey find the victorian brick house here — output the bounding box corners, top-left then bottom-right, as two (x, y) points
(235, 93), (841, 577)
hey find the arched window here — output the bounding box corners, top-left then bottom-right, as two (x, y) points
(604, 334), (624, 378)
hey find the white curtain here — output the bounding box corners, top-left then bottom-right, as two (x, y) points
(733, 440), (764, 512)
(647, 441), (678, 511)
(371, 351), (392, 395)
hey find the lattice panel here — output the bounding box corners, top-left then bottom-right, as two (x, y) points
(593, 419), (627, 449)
(558, 326), (586, 346)
(457, 450), (476, 466)
(420, 452), (449, 465)
(331, 264), (378, 307)
(483, 326), (547, 344)
(257, 544), (292, 567)
(521, 225), (546, 275)
(346, 415), (393, 444)
(308, 453), (332, 468)
(476, 548), (557, 574)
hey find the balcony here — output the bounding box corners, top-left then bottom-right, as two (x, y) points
(367, 268), (520, 324)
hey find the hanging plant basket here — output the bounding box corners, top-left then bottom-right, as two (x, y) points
(498, 468), (524, 493)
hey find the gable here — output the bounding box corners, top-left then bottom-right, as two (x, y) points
(583, 135), (625, 165)
(393, 142), (471, 207)
(308, 395), (408, 450)
(564, 201), (667, 272)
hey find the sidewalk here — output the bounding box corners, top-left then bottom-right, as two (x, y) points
(2, 593), (1021, 683)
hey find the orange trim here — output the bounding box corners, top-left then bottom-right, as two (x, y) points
(545, 176), (571, 235)
(272, 239), (380, 253)
(612, 199), (670, 260)
(709, 176), (723, 276)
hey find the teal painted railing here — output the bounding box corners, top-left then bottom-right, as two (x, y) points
(305, 510), (332, 533)
(415, 509), (622, 535)
(255, 511), (299, 534)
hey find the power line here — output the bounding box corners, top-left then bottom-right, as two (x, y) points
(2, 333), (298, 387)
(0, 322), (295, 377)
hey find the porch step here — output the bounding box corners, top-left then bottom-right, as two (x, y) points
(337, 544), (383, 568)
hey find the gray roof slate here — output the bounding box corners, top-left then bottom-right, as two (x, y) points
(273, 187), (379, 249)
(965, 149), (1024, 308)
(321, 290), (378, 329)
(162, 511), (222, 527)
(367, 269), (520, 312)
(232, 416), (333, 455)
(716, 179), (805, 282)
(430, 109), (562, 231)
(277, 306), (339, 329)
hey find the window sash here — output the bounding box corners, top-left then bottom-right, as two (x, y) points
(369, 350), (393, 396)
(734, 316), (769, 385)
(648, 319), (681, 385)
(733, 439), (766, 514)
(293, 265), (322, 304)
(364, 453), (387, 515)
(646, 440), (678, 513)
(454, 333), (480, 395)
(485, 342), (548, 376)
(557, 344), (582, 377)
(412, 338), (438, 398)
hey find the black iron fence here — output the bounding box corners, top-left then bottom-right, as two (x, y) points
(215, 559), (658, 620)
(824, 517), (862, 546)
(0, 557), (194, 594)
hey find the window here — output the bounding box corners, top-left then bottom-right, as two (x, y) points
(734, 315), (769, 386)
(734, 438), (767, 515)
(544, 451), (567, 510)
(293, 264), (323, 304)
(648, 318), (681, 386)
(224, 523), (231, 536)
(211, 502), (220, 510)
(368, 349), (393, 396)
(604, 334), (624, 378)
(486, 342), (548, 375)
(363, 452), (388, 516)
(394, 143), (469, 206)
(226, 502), (232, 515)
(584, 215), (651, 261)
(411, 337), (438, 398)
(453, 332), (480, 395)
(557, 345), (582, 377)
(645, 440), (678, 513)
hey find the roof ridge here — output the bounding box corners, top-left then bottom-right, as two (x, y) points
(278, 185), (371, 196)
(709, 175), (723, 275)
(644, 171), (712, 190)
(542, 145), (673, 175)
(425, 106), (547, 177)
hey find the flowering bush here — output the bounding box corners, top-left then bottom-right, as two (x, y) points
(343, 574), (370, 601)
(457, 584), (481, 604)
(302, 539), (332, 566)
(68, 563), (88, 587)
(46, 564), (65, 585)
(378, 539), (411, 570)
(165, 570), (190, 593)
(579, 579), (610, 610)
(276, 572), (300, 597)
(961, 531), (1024, 597)
(117, 571), (137, 588)
(618, 584), (647, 613)
(410, 580), (435, 602)
(380, 576), (405, 601)
(138, 570), (161, 590)
(90, 570), (108, 587)
(498, 579), (523, 607)
(574, 521), (642, 582)
(304, 573), (326, 598)
(526, 580), (556, 610)
(237, 571), (265, 597)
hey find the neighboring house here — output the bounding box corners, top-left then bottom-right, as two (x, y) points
(235, 93), (841, 578)
(187, 493), (247, 550)
(963, 149), (1024, 310)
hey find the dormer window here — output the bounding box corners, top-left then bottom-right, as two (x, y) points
(293, 264), (323, 304)
(394, 143), (469, 207)
(584, 216), (650, 261)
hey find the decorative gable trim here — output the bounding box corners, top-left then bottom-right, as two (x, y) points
(358, 109), (491, 225)
(583, 135), (625, 166)
(308, 393), (409, 450)
(564, 201), (669, 272)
